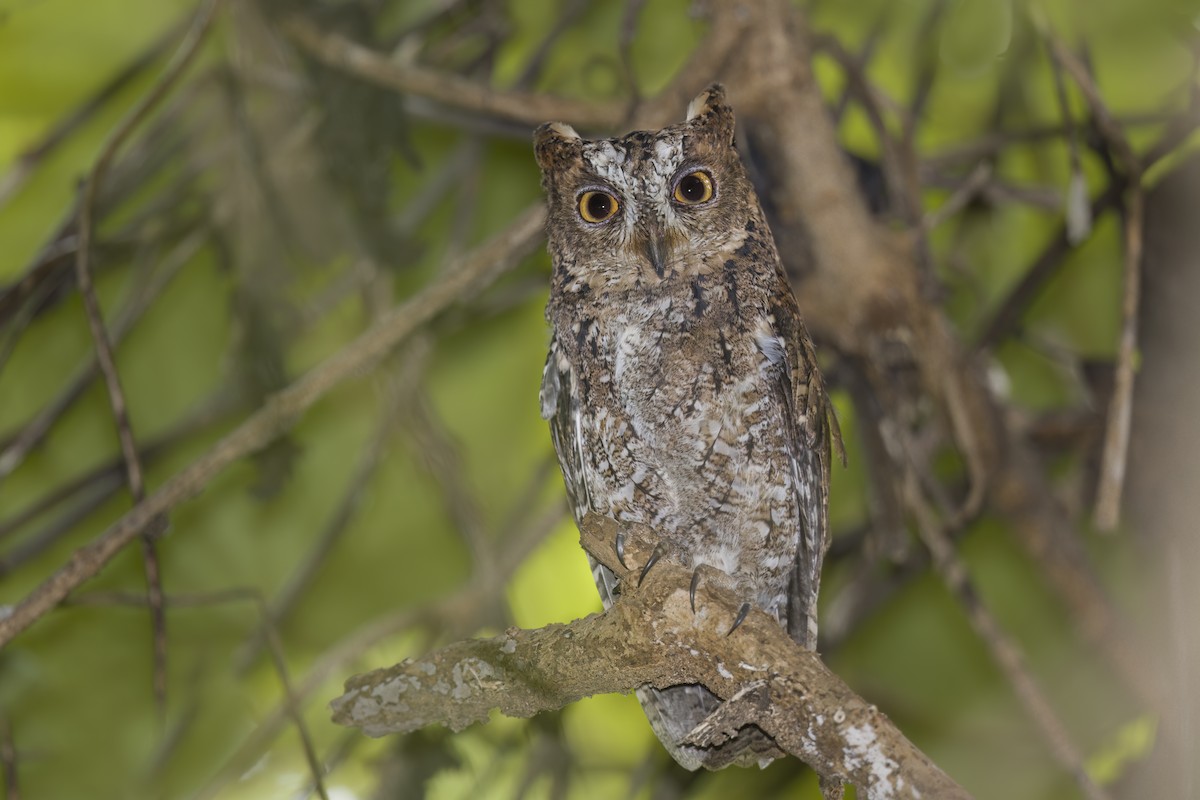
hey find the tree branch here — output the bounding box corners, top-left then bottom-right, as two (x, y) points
(0, 203), (545, 650)
(331, 516), (973, 800)
(283, 16), (623, 130)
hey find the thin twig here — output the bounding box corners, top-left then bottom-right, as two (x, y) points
(0, 390), (239, 575)
(827, 23), (884, 123)
(0, 475), (121, 578)
(191, 496), (564, 800)
(237, 368), (409, 669)
(815, 34), (913, 222)
(512, 0), (591, 90)
(1094, 186), (1144, 530)
(1040, 26), (1144, 530)
(974, 181), (1122, 350)
(903, 470), (1111, 800)
(282, 16), (623, 130)
(65, 588), (329, 800)
(1041, 28), (1091, 243)
(0, 202), (545, 650)
(921, 110), (1180, 171)
(973, 106), (1192, 352)
(0, 227), (206, 481)
(0, 267), (61, 381)
(1044, 36), (1140, 179)
(908, 0), (946, 123)
(0, 14), (187, 212)
(71, 0), (221, 717)
(402, 382), (493, 578)
(921, 161), (993, 232)
(301, 731), (360, 800)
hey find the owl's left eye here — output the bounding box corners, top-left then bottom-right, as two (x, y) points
(673, 171), (715, 205)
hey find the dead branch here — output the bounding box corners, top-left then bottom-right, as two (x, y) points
(191, 498), (565, 800)
(717, 0), (1157, 710)
(332, 516), (973, 800)
(0, 203), (545, 650)
(1042, 38), (1145, 531)
(70, 0), (219, 717)
(903, 470), (1110, 800)
(283, 4), (746, 136)
(283, 16), (623, 130)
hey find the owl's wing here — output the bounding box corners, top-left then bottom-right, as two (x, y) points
(762, 310), (832, 651)
(539, 335), (590, 519)
(539, 336), (621, 608)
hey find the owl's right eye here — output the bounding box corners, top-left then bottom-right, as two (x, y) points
(578, 191), (620, 224)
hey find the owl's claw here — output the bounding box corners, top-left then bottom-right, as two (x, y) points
(638, 545), (665, 587)
(689, 569), (702, 613)
(727, 602), (751, 635)
(615, 532), (628, 569)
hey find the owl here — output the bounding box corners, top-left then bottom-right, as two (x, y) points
(534, 84), (833, 771)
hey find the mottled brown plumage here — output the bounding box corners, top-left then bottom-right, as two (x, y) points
(534, 84), (833, 770)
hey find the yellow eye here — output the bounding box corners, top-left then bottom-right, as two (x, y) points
(673, 171), (714, 205)
(578, 190), (619, 223)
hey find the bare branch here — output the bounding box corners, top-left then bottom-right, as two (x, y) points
(722, 0), (1153, 713)
(0, 203), (545, 649)
(1036, 23), (1146, 531)
(190, 497), (565, 800)
(1094, 186), (1144, 530)
(332, 517), (973, 800)
(70, 0), (220, 717)
(904, 471), (1110, 800)
(283, 16), (622, 130)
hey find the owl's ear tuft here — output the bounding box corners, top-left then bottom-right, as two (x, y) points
(685, 83), (735, 146)
(533, 122), (583, 171)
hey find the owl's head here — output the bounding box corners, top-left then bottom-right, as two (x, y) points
(534, 83), (758, 285)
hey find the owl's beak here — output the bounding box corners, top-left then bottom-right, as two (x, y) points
(640, 232), (671, 278)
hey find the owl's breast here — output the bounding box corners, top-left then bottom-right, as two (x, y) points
(578, 299), (799, 608)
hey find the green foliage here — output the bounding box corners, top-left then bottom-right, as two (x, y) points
(0, 0), (1182, 798)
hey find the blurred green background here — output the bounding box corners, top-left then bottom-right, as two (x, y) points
(0, 0), (1194, 798)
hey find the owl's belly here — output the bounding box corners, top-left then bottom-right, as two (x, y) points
(593, 320), (799, 613)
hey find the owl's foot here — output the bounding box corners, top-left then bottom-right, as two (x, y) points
(614, 531), (628, 569)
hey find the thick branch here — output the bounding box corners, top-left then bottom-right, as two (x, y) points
(331, 517), (972, 800)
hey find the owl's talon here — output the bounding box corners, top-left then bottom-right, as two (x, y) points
(638, 545), (665, 587)
(727, 602), (751, 635)
(615, 532), (628, 570)
(689, 569), (702, 613)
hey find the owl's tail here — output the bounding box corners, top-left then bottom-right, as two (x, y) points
(635, 683), (782, 770)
